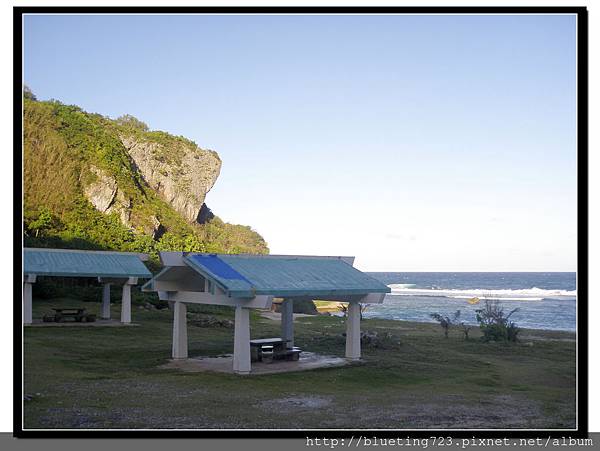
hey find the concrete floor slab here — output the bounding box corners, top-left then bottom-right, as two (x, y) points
(161, 351), (352, 375)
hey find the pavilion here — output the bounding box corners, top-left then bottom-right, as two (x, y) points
(142, 252), (391, 374)
(23, 248), (152, 325)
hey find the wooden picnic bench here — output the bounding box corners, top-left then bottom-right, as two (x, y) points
(43, 308), (96, 323)
(250, 338), (301, 362)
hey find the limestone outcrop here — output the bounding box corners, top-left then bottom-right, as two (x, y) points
(83, 167), (117, 213)
(83, 166), (132, 228)
(120, 135), (221, 223)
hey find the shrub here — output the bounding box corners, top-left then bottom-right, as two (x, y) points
(32, 278), (63, 299)
(430, 310), (460, 338)
(475, 299), (520, 342)
(24, 85), (37, 101)
(26, 208), (56, 237)
(454, 310), (473, 340)
(506, 321), (520, 342)
(359, 330), (400, 349)
(115, 114), (149, 131)
(293, 299), (318, 315)
(337, 303), (368, 320)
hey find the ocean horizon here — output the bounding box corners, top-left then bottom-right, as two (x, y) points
(365, 272), (576, 332)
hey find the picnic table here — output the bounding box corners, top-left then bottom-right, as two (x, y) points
(250, 338), (301, 362)
(43, 308), (96, 323)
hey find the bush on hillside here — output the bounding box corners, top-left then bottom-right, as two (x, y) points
(115, 114), (149, 131)
(24, 85), (37, 101)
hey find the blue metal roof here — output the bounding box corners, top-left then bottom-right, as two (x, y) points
(185, 254), (390, 298)
(24, 248), (152, 278)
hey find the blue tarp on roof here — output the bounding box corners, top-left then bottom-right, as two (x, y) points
(24, 248), (152, 278)
(185, 254), (390, 298)
(189, 255), (252, 283)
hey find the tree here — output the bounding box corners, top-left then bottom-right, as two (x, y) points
(453, 310), (472, 340)
(27, 208), (54, 237)
(24, 85), (37, 101)
(430, 310), (461, 338)
(338, 303), (368, 321)
(115, 114), (149, 131)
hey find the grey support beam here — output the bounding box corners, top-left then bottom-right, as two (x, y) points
(233, 306), (251, 374)
(101, 283), (111, 319)
(23, 274), (36, 325)
(281, 298), (294, 349)
(172, 301), (188, 359)
(345, 302), (361, 360)
(120, 277), (138, 324)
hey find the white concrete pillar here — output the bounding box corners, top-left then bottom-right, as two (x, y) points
(101, 283), (111, 319)
(345, 302), (361, 360)
(281, 298), (294, 349)
(233, 306), (251, 374)
(172, 301), (188, 359)
(121, 283), (131, 324)
(23, 281), (33, 325)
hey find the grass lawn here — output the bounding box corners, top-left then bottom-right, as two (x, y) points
(23, 296), (576, 429)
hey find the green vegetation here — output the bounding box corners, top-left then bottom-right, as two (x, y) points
(273, 298), (318, 315)
(24, 85), (36, 101)
(430, 303), (519, 342)
(476, 300), (521, 342)
(24, 296), (576, 429)
(115, 114), (149, 131)
(23, 91), (268, 260)
(430, 311), (460, 339)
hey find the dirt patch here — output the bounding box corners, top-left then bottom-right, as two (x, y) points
(324, 393), (558, 429)
(37, 406), (220, 429)
(259, 396), (333, 412)
(520, 335), (576, 343)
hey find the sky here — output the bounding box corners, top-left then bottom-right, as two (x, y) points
(23, 14), (577, 271)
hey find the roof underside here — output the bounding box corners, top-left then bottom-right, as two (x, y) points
(24, 248), (152, 278)
(184, 254), (390, 298)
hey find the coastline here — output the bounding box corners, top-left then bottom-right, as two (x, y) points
(272, 305), (577, 336)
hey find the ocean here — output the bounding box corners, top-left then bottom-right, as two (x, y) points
(365, 272), (577, 332)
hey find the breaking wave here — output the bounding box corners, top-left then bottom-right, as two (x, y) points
(387, 284), (576, 301)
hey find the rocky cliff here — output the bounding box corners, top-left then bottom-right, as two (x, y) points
(82, 135), (222, 229)
(83, 166), (132, 227)
(23, 95), (268, 256)
(120, 135), (221, 223)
